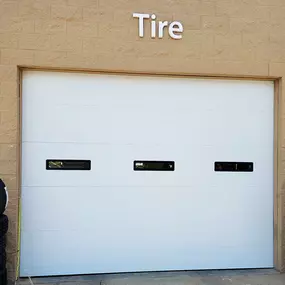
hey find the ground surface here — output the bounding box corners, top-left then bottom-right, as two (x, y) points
(15, 270), (285, 285)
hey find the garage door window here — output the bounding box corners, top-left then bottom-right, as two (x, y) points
(215, 162), (253, 172)
(134, 160), (175, 171)
(46, 160), (91, 170)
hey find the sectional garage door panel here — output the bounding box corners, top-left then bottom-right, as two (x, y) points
(20, 71), (274, 277)
(21, 143), (272, 188)
(22, 72), (273, 146)
(20, 185), (273, 276)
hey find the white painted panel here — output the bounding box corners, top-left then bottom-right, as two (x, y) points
(20, 71), (274, 277)
(20, 185), (273, 275)
(22, 72), (273, 148)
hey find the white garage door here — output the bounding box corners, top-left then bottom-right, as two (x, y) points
(20, 71), (274, 277)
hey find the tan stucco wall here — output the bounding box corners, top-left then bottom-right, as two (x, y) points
(1, 0), (285, 281)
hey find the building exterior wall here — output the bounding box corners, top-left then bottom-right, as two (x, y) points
(0, 0), (285, 281)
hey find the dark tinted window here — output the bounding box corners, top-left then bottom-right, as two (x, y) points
(215, 162), (253, 172)
(46, 160), (91, 170)
(134, 161), (175, 171)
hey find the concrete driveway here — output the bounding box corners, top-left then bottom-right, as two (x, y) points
(15, 270), (285, 285)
